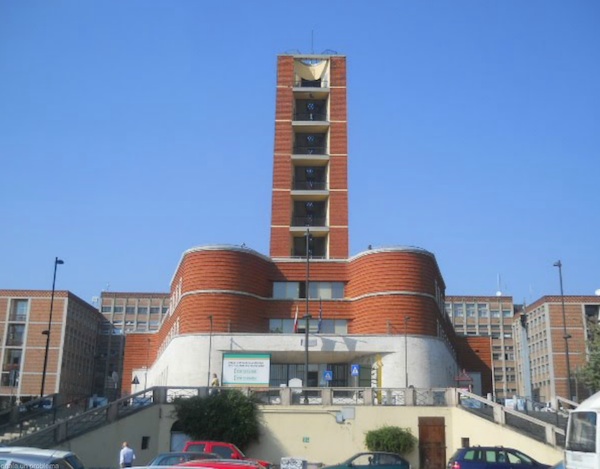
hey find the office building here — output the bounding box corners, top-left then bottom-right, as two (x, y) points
(0, 290), (110, 407)
(122, 53), (466, 394)
(514, 295), (600, 403)
(445, 296), (517, 401)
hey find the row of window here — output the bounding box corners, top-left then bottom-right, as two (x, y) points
(273, 282), (344, 299)
(269, 319), (348, 334)
(494, 374), (516, 382)
(101, 306), (169, 314)
(445, 302), (513, 319)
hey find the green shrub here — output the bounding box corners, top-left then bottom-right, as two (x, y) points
(365, 425), (417, 455)
(172, 389), (260, 450)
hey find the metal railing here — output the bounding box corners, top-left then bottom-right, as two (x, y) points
(0, 386), (567, 449)
(292, 146), (327, 155)
(291, 216), (327, 227)
(294, 79), (329, 88)
(293, 112), (327, 122)
(292, 181), (327, 191)
(456, 389), (566, 447)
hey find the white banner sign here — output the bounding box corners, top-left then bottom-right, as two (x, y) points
(222, 353), (271, 386)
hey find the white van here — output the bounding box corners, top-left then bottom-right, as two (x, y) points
(565, 391), (600, 469)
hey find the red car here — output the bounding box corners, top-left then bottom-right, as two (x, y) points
(182, 441), (271, 469)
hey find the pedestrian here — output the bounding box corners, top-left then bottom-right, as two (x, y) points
(209, 373), (220, 395)
(119, 441), (135, 468)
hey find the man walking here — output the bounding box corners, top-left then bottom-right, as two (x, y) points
(119, 441), (135, 468)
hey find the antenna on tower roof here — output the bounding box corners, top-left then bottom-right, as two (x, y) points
(311, 30), (314, 54)
(496, 273), (502, 296)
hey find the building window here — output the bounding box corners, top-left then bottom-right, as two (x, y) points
(114, 306), (124, 313)
(309, 282), (344, 299)
(2, 349), (22, 387)
(491, 309), (500, 318)
(466, 304), (476, 317)
(453, 304), (464, 317)
(138, 307), (148, 314)
(101, 306), (112, 313)
(503, 309), (513, 318)
(9, 299), (28, 322)
(125, 306), (135, 314)
(273, 282), (300, 299)
(6, 324), (25, 347)
(150, 307), (160, 314)
(478, 304), (489, 318)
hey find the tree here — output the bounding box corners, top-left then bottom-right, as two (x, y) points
(365, 425), (417, 455)
(579, 321), (600, 393)
(172, 389), (261, 450)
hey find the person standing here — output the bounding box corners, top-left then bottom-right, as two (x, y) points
(119, 441), (135, 468)
(209, 373), (220, 395)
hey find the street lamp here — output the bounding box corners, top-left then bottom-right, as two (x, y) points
(554, 260), (573, 400)
(404, 316), (411, 388)
(207, 315), (213, 387)
(304, 228), (311, 403)
(144, 338), (150, 389)
(40, 257), (64, 397)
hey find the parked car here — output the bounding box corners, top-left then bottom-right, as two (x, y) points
(0, 446), (85, 469)
(183, 441), (271, 468)
(322, 452), (410, 469)
(0, 451), (77, 469)
(447, 446), (551, 469)
(148, 451), (220, 466)
(177, 459), (265, 469)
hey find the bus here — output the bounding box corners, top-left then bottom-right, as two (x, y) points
(565, 391), (600, 468)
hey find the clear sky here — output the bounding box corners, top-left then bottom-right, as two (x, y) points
(1, 1), (598, 306)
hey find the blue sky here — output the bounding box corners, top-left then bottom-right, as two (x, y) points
(1, 1), (598, 306)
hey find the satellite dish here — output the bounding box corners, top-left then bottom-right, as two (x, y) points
(496, 291), (502, 297)
(595, 289), (600, 296)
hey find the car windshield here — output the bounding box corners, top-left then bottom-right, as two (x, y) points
(567, 411), (598, 453)
(64, 454), (85, 469)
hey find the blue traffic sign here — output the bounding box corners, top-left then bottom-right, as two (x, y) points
(323, 370), (333, 381)
(351, 364), (360, 376)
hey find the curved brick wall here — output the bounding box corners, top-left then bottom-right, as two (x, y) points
(346, 248), (445, 336)
(169, 247), (275, 335)
(166, 246), (448, 338)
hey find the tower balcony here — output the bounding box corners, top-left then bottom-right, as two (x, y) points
(292, 144), (327, 156)
(293, 132), (327, 157)
(293, 78), (329, 91)
(292, 180), (327, 191)
(291, 216), (327, 228)
(293, 111), (328, 122)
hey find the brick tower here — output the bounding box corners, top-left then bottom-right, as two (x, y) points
(270, 54), (348, 259)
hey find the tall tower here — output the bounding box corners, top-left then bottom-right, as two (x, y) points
(270, 54), (348, 259)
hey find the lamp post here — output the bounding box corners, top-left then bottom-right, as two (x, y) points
(207, 315), (213, 387)
(144, 338), (150, 389)
(404, 316), (411, 388)
(304, 228), (311, 403)
(554, 260), (573, 400)
(41, 257), (64, 397)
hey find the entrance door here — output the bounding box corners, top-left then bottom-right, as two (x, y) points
(418, 417), (446, 469)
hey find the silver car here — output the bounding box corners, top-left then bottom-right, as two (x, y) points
(0, 451), (76, 469)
